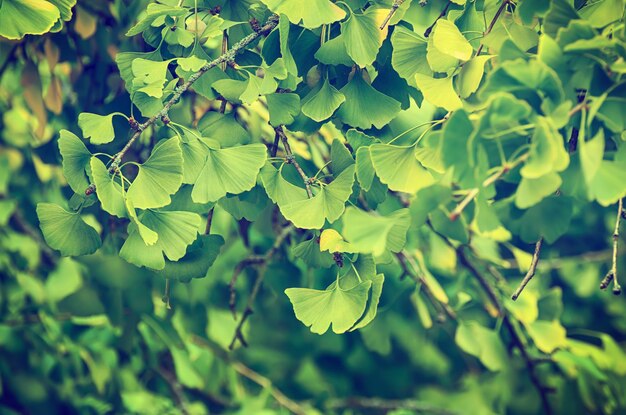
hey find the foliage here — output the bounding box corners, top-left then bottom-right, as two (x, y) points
(1, 0), (626, 414)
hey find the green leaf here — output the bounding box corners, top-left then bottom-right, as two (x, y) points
(315, 34), (354, 66)
(180, 136), (208, 185)
(370, 144), (434, 193)
(390, 26), (430, 80)
(128, 138), (183, 209)
(37, 203), (101, 256)
(280, 165), (355, 229)
(90, 157), (126, 218)
(119, 210), (201, 270)
(260, 0), (346, 28)
(578, 129), (605, 188)
(131, 58), (170, 98)
(260, 163), (308, 206)
(301, 78), (346, 122)
(518, 196), (573, 243)
(285, 278), (372, 334)
(544, 0), (579, 38)
(414, 74), (462, 111)
(156, 235), (224, 281)
(432, 19), (473, 61)
(355, 146), (376, 191)
(198, 112), (251, 147)
(427, 35), (459, 73)
(177, 56), (207, 72)
(351, 274), (384, 331)
(292, 236), (335, 268)
(0, 0), (61, 40)
(526, 320), (567, 353)
(266, 93), (300, 126)
(337, 72), (401, 129)
(44, 258), (83, 303)
(456, 55), (492, 98)
(589, 160), (626, 206)
(78, 113), (123, 145)
(58, 130), (92, 194)
(191, 143), (266, 203)
(341, 207), (411, 255)
(455, 321), (508, 371)
(342, 8), (388, 67)
(125, 199), (158, 245)
(520, 118), (569, 179)
(330, 139), (354, 174)
(126, 4), (188, 36)
(515, 172), (562, 209)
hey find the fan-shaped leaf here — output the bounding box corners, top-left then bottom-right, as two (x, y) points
(260, 0), (346, 28)
(301, 78), (346, 122)
(128, 138), (183, 209)
(37, 203), (101, 256)
(342, 8), (388, 67)
(58, 130), (92, 194)
(370, 144), (434, 193)
(0, 0), (61, 40)
(90, 157), (126, 218)
(414, 74), (463, 111)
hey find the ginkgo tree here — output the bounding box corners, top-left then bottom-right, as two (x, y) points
(2, 0), (626, 414)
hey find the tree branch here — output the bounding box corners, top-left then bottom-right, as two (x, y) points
(511, 238), (543, 301)
(380, 0), (406, 30)
(424, 1), (452, 37)
(105, 15), (279, 175)
(449, 154), (528, 221)
(456, 248), (554, 415)
(229, 225), (294, 350)
(601, 198), (623, 295)
(274, 126), (313, 198)
(476, 0), (509, 56)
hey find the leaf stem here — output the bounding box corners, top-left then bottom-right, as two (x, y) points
(380, 0), (405, 30)
(511, 238), (544, 300)
(601, 198), (623, 295)
(275, 126), (313, 198)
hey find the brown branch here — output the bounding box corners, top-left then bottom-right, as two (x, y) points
(328, 397), (456, 415)
(511, 238), (543, 301)
(424, 1), (452, 37)
(229, 225), (294, 349)
(395, 251), (457, 321)
(189, 335), (309, 415)
(449, 153), (528, 221)
(380, 0), (406, 30)
(156, 367), (190, 415)
(204, 207), (214, 235)
(274, 126), (313, 198)
(456, 248), (554, 415)
(476, 0), (509, 56)
(601, 198), (623, 295)
(104, 15), (279, 175)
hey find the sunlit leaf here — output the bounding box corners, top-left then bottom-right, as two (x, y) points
(37, 203), (101, 256)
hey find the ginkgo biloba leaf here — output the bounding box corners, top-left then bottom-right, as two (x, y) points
(260, 163), (308, 206)
(414, 74), (462, 111)
(355, 146), (376, 191)
(260, 0), (346, 28)
(126, 3), (188, 36)
(156, 234), (224, 282)
(518, 196), (573, 243)
(432, 19), (473, 61)
(180, 137), (208, 184)
(520, 117), (569, 179)
(125, 198), (158, 246)
(578, 129), (604, 187)
(285, 278), (372, 334)
(90, 157), (126, 218)
(131, 58), (170, 98)
(455, 321), (508, 371)
(426, 35), (459, 74)
(127, 138), (183, 209)
(342, 8), (388, 68)
(589, 161), (626, 206)
(177, 56), (207, 72)
(341, 207), (411, 256)
(370, 144), (434, 193)
(314, 34), (354, 66)
(191, 143), (267, 203)
(336, 72), (401, 129)
(0, 0), (61, 40)
(526, 320), (567, 354)
(515, 172), (562, 209)
(58, 129), (92, 193)
(280, 165), (355, 229)
(119, 210), (201, 270)
(301, 78), (346, 122)
(78, 112), (124, 145)
(351, 274), (384, 331)
(330, 139), (354, 174)
(390, 26), (430, 80)
(456, 55), (493, 98)
(198, 112), (251, 147)
(319, 229), (356, 253)
(37, 203), (101, 256)
(292, 236), (335, 268)
(266, 93), (300, 126)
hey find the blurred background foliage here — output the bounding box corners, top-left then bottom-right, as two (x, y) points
(1, 1), (626, 414)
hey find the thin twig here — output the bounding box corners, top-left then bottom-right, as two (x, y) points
(103, 15), (280, 177)
(380, 0), (405, 30)
(189, 335), (309, 415)
(449, 154), (528, 221)
(424, 1), (452, 37)
(157, 367), (190, 415)
(456, 248), (554, 415)
(328, 397), (456, 415)
(274, 126), (313, 198)
(511, 238), (543, 301)
(229, 225), (294, 349)
(395, 251), (457, 321)
(475, 0), (509, 56)
(204, 207), (214, 234)
(601, 198), (623, 295)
